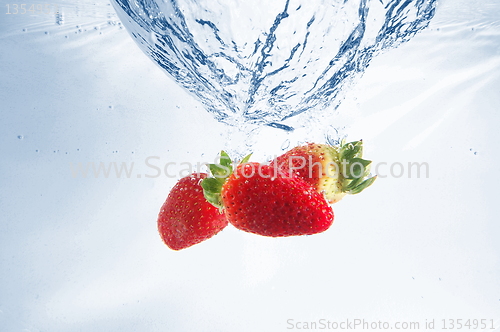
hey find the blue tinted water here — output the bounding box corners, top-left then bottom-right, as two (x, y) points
(111, 0), (437, 130)
(1, 0), (500, 331)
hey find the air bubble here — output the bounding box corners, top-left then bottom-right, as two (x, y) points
(17, 135), (24, 140)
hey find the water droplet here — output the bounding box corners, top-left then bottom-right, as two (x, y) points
(55, 11), (63, 25)
(17, 135), (24, 140)
(281, 139), (290, 150)
(23, 28), (27, 32)
(35, 149), (39, 153)
(108, 105), (113, 109)
(44, 31), (49, 35)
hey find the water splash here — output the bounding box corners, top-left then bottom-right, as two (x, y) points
(111, 0), (436, 130)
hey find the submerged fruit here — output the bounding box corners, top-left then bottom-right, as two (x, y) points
(158, 173), (228, 250)
(272, 140), (376, 203)
(222, 163), (334, 237)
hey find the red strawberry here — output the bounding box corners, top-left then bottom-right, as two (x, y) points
(272, 140), (376, 203)
(158, 173), (228, 250)
(202, 156), (334, 237)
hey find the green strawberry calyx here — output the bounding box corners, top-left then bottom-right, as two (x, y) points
(336, 139), (377, 196)
(201, 151), (251, 209)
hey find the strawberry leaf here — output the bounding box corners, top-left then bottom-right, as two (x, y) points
(348, 176), (377, 195)
(343, 158), (372, 179)
(219, 151), (232, 169)
(201, 177), (224, 208)
(209, 163), (231, 178)
(201, 151), (253, 209)
(340, 140), (363, 161)
(343, 176), (364, 191)
(240, 153), (252, 164)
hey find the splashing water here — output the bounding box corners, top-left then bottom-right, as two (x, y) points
(111, 0), (436, 131)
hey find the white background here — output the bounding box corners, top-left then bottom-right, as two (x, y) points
(1, 0), (499, 331)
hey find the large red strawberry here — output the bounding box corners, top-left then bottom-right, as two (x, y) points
(202, 155), (334, 237)
(158, 173), (228, 250)
(272, 140), (376, 203)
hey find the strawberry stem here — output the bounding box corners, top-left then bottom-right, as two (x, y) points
(338, 139), (377, 195)
(201, 151), (252, 209)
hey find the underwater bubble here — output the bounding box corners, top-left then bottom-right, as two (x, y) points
(55, 11), (63, 25)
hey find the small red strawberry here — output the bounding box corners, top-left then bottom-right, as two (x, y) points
(201, 154), (334, 237)
(158, 173), (228, 250)
(272, 140), (376, 203)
